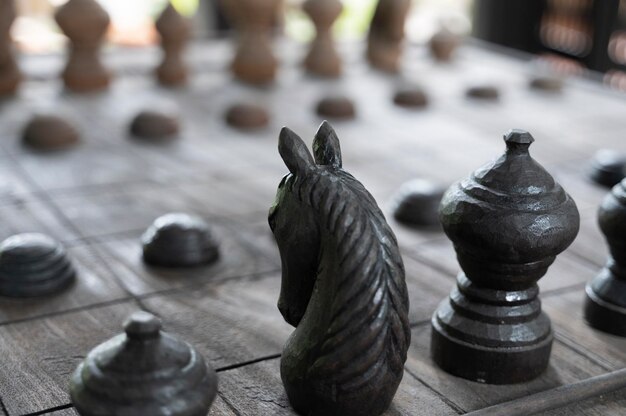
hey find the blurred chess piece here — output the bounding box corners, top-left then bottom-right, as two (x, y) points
(0, 0), (21, 96)
(429, 26), (461, 62)
(55, 0), (111, 92)
(366, 0), (411, 73)
(156, 3), (192, 86)
(302, 0), (342, 78)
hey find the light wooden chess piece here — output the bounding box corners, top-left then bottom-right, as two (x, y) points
(55, 0), (111, 92)
(221, 0), (281, 85)
(0, 0), (21, 95)
(155, 3), (191, 86)
(366, 0), (411, 73)
(303, 0), (342, 78)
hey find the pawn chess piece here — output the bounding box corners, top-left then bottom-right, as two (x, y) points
(584, 179), (626, 336)
(22, 113), (80, 150)
(130, 110), (180, 140)
(315, 95), (355, 119)
(70, 311), (218, 416)
(391, 179), (444, 226)
(270, 122), (410, 415)
(155, 3), (191, 86)
(393, 85), (428, 108)
(366, 0), (411, 73)
(0, 0), (21, 95)
(432, 130), (579, 384)
(0, 233), (75, 297)
(302, 0), (342, 78)
(142, 213), (220, 267)
(55, 0), (111, 92)
(225, 102), (270, 130)
(589, 149), (626, 188)
(222, 0), (281, 85)
(429, 27), (460, 62)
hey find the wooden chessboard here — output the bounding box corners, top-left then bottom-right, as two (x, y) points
(1, 39), (625, 416)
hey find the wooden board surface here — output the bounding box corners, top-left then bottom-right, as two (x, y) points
(0, 39), (625, 415)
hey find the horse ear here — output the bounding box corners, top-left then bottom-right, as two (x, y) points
(278, 127), (315, 174)
(313, 121), (342, 168)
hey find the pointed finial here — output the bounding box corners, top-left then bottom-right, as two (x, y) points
(124, 311), (162, 340)
(504, 129), (534, 153)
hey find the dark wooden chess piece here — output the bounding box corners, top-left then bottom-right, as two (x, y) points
(589, 149), (626, 188)
(429, 27), (460, 62)
(0, 233), (75, 297)
(71, 311), (218, 416)
(302, 0), (342, 78)
(393, 85), (428, 108)
(269, 121), (410, 415)
(391, 179), (444, 226)
(130, 110), (180, 140)
(142, 213), (219, 267)
(155, 3), (191, 86)
(584, 179), (626, 336)
(366, 0), (411, 73)
(432, 129), (580, 384)
(315, 95), (355, 119)
(466, 84), (500, 100)
(22, 113), (80, 150)
(0, 0), (20, 96)
(55, 0), (111, 92)
(225, 103), (270, 130)
(529, 75), (564, 93)
(221, 0), (280, 85)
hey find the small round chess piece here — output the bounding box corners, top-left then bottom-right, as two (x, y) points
(529, 75), (564, 93)
(366, 0), (411, 73)
(0, 233), (75, 297)
(466, 84), (500, 100)
(316, 95), (355, 119)
(130, 110), (180, 140)
(0, 0), (21, 96)
(584, 179), (626, 336)
(22, 114), (81, 150)
(225, 103), (270, 130)
(391, 179), (444, 226)
(155, 3), (191, 86)
(142, 213), (220, 267)
(589, 149), (626, 188)
(429, 27), (460, 62)
(55, 0), (111, 92)
(302, 0), (343, 78)
(393, 86), (428, 108)
(70, 311), (218, 416)
(432, 129), (580, 384)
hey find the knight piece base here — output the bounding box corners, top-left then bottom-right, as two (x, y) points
(584, 284), (626, 337)
(431, 314), (553, 384)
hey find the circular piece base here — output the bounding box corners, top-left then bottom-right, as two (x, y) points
(431, 315), (553, 384)
(225, 103), (269, 130)
(316, 96), (355, 120)
(584, 284), (626, 337)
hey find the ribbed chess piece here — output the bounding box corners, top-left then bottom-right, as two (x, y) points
(302, 0), (342, 78)
(55, 0), (111, 92)
(584, 179), (626, 336)
(366, 0), (411, 73)
(155, 3), (191, 86)
(0, 0), (20, 95)
(432, 130), (580, 384)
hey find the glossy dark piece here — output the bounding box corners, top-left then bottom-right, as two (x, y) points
(22, 114), (80, 150)
(142, 213), (219, 267)
(589, 149), (626, 188)
(130, 110), (180, 140)
(584, 179), (626, 336)
(70, 311), (218, 416)
(225, 103), (269, 130)
(391, 179), (444, 226)
(269, 122), (410, 415)
(0, 233), (75, 297)
(315, 96), (355, 119)
(432, 129), (580, 384)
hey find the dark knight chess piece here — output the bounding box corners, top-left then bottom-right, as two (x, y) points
(70, 311), (218, 416)
(269, 121), (410, 415)
(366, 0), (411, 73)
(432, 129), (580, 384)
(302, 0), (343, 78)
(155, 3), (191, 86)
(584, 179), (626, 336)
(0, 0), (21, 96)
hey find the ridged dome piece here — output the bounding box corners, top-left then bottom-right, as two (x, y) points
(432, 129), (580, 384)
(141, 213), (220, 267)
(0, 233), (75, 297)
(70, 311), (218, 416)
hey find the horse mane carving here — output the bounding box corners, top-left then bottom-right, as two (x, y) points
(270, 121), (410, 416)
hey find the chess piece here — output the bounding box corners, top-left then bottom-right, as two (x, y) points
(589, 149), (626, 188)
(130, 110), (180, 140)
(432, 129), (579, 384)
(71, 311), (218, 416)
(393, 86), (428, 108)
(584, 179), (626, 336)
(316, 95), (355, 119)
(221, 0), (281, 85)
(366, 0), (411, 73)
(142, 213), (219, 267)
(155, 3), (191, 86)
(22, 114), (80, 150)
(225, 103), (269, 129)
(529, 75), (564, 93)
(391, 179), (444, 226)
(0, 0), (20, 95)
(270, 122), (410, 416)
(0, 233), (75, 297)
(302, 0), (342, 78)
(466, 84), (500, 100)
(429, 27), (460, 62)
(55, 0), (111, 92)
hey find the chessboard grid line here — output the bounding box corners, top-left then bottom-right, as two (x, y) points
(20, 403), (73, 416)
(216, 391), (244, 416)
(403, 367), (466, 415)
(553, 330), (619, 373)
(0, 394), (9, 416)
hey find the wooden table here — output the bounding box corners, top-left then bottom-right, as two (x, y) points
(0, 39), (625, 416)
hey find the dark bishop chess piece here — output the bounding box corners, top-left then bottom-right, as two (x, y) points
(366, 0), (411, 73)
(55, 0), (111, 92)
(432, 130), (580, 384)
(70, 311), (218, 416)
(302, 0), (343, 78)
(269, 121), (410, 416)
(584, 179), (626, 336)
(155, 3), (191, 86)
(221, 0), (280, 85)
(0, 0), (20, 95)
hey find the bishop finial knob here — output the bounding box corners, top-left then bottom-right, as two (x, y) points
(124, 311), (162, 339)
